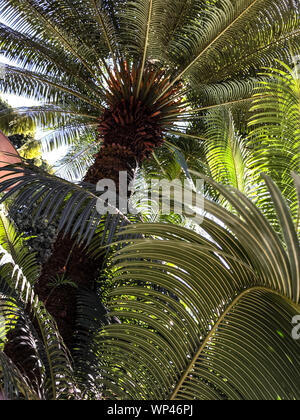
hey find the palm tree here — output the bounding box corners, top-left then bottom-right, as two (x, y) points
(0, 0), (299, 359)
(0, 175), (299, 400)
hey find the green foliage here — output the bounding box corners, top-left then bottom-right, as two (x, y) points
(47, 274), (78, 292)
(0, 0), (299, 401)
(204, 109), (250, 192)
(96, 174), (300, 400)
(0, 211), (75, 400)
(0, 0), (298, 163)
(54, 132), (99, 181)
(0, 211), (39, 282)
(0, 171), (299, 399)
(248, 60), (300, 228)
(0, 163), (131, 247)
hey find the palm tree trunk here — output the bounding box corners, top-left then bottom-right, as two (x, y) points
(34, 144), (137, 349)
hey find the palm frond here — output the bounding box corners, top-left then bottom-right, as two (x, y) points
(96, 174), (300, 400)
(167, 0), (300, 87)
(73, 288), (117, 398)
(0, 163), (129, 246)
(211, 27), (300, 84)
(87, 0), (119, 66)
(189, 77), (263, 110)
(0, 65), (104, 110)
(0, 233), (76, 400)
(0, 0), (299, 400)
(0, 0), (101, 79)
(54, 141), (98, 182)
(0, 0), (298, 145)
(248, 61), (300, 227)
(204, 109), (250, 194)
(40, 123), (98, 153)
(0, 212), (39, 282)
(0, 351), (39, 400)
(0, 105), (100, 139)
(0, 23), (100, 87)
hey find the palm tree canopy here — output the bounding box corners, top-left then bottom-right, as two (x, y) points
(0, 0), (299, 161)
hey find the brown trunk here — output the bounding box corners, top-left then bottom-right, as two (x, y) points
(84, 143), (136, 186)
(34, 233), (101, 349)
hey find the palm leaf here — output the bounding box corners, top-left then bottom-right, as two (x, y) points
(96, 174), (300, 400)
(0, 351), (39, 400)
(248, 61), (300, 226)
(0, 231), (76, 400)
(1, 0), (299, 130)
(0, 65), (104, 110)
(0, 163), (130, 246)
(0, 212), (39, 282)
(204, 109), (250, 194)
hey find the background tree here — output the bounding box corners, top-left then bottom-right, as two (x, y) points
(0, 96), (36, 148)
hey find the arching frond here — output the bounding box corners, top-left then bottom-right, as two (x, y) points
(87, 0), (120, 66)
(0, 212), (39, 282)
(54, 139), (99, 182)
(0, 65), (104, 110)
(0, 351), (39, 400)
(0, 23), (100, 85)
(0, 229), (76, 400)
(0, 163), (129, 246)
(0, 0), (299, 401)
(0, 0), (298, 140)
(204, 109), (250, 194)
(0, 0), (101, 79)
(96, 174), (300, 400)
(249, 61), (300, 227)
(190, 76), (263, 110)
(0, 105), (100, 137)
(166, 0), (300, 86)
(40, 124), (98, 153)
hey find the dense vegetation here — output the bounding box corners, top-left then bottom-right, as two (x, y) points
(0, 0), (299, 400)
